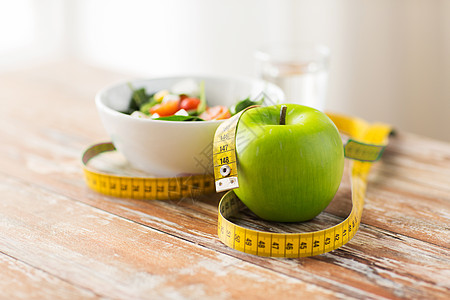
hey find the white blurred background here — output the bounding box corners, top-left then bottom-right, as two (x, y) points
(1, 0), (449, 141)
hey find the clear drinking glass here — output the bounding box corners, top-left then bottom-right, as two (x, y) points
(255, 43), (330, 111)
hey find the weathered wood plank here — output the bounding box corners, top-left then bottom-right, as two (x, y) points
(0, 175), (350, 300)
(325, 148), (450, 248)
(0, 253), (98, 299)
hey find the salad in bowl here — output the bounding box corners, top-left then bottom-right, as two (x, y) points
(124, 78), (268, 122)
(96, 75), (284, 176)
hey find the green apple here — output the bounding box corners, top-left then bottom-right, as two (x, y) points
(233, 104), (344, 222)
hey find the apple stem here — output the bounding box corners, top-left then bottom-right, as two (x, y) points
(279, 105), (287, 125)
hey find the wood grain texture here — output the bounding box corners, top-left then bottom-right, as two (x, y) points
(0, 175), (343, 299)
(0, 254), (97, 299)
(0, 61), (449, 299)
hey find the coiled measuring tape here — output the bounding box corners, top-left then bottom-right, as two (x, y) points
(82, 110), (391, 257)
(82, 142), (215, 200)
(213, 108), (392, 257)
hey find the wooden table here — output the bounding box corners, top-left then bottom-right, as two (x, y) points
(1, 61), (449, 299)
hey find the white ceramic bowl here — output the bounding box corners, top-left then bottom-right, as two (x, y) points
(95, 75), (285, 177)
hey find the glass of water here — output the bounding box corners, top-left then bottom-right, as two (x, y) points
(255, 43), (330, 111)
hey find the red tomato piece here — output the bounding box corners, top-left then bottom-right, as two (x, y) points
(180, 97), (201, 111)
(150, 100), (179, 117)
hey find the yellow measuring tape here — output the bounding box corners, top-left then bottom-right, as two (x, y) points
(82, 142), (215, 200)
(82, 109), (391, 257)
(213, 108), (392, 257)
